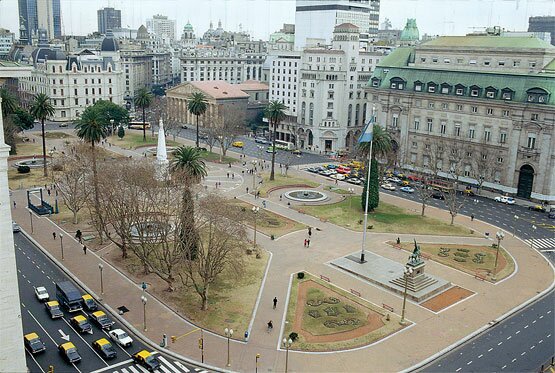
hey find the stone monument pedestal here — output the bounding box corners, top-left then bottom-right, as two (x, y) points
(389, 261), (439, 294)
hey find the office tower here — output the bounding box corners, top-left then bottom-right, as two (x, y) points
(294, 0), (380, 50)
(18, 0), (61, 43)
(528, 16), (555, 46)
(98, 7), (122, 34)
(146, 14), (176, 41)
(18, 0), (37, 44)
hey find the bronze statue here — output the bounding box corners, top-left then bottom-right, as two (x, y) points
(409, 239), (422, 265)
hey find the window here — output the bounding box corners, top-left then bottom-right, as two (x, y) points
(498, 61), (505, 66)
(502, 110), (510, 117)
(455, 88), (464, 96)
(471, 106), (478, 113)
(487, 108), (493, 115)
(414, 82), (422, 91)
(486, 91), (495, 98)
(327, 111), (333, 118)
(529, 61), (536, 68)
(74, 98), (78, 105)
(420, 57), (426, 63)
(457, 58), (464, 64)
(500, 132), (507, 144)
(73, 79), (77, 84)
(513, 60), (520, 67)
(469, 59), (477, 65)
(470, 89), (479, 97)
(428, 85), (436, 93)
(456, 104), (463, 111)
(441, 86), (449, 94)
(484, 130), (491, 142)
(469, 128), (475, 139)
(484, 60), (490, 66)
(327, 102), (333, 109)
(428, 102), (435, 109)
(442, 103), (448, 110)
(412, 142), (418, 148)
(427, 118), (433, 132)
(443, 58), (450, 64)
(440, 122), (446, 134)
(527, 134), (536, 149)
(392, 114), (399, 127)
(466, 152), (472, 158)
(454, 124), (461, 137)
(497, 157), (504, 163)
(531, 113), (539, 121)
(432, 57), (438, 63)
(414, 118), (420, 130)
(502, 90), (513, 100)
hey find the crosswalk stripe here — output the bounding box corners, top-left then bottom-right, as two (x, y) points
(120, 369), (129, 373)
(159, 366), (172, 373)
(135, 365), (149, 373)
(157, 356), (182, 373)
(127, 367), (141, 373)
(524, 238), (555, 249)
(172, 362), (190, 372)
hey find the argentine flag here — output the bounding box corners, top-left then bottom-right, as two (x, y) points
(358, 116), (374, 144)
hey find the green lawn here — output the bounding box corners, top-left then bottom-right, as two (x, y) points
(233, 201), (305, 238)
(258, 173), (320, 197)
(393, 242), (515, 281)
(108, 132), (180, 150)
(199, 151), (238, 164)
(44, 131), (73, 139)
(295, 196), (473, 236)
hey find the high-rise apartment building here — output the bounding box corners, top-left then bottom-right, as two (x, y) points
(98, 7), (122, 34)
(294, 0), (380, 50)
(18, 0), (61, 43)
(146, 14), (176, 41)
(528, 16), (555, 46)
(0, 29), (16, 59)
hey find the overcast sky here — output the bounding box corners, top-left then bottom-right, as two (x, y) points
(1, 0), (554, 40)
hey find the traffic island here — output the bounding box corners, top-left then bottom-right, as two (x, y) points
(282, 273), (407, 352)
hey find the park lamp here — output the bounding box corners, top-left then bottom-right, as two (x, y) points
(404, 266), (414, 276)
(252, 206), (259, 213)
(496, 231), (505, 241)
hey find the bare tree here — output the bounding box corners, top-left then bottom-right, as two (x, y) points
(178, 194), (247, 310)
(416, 140), (444, 216)
(212, 104), (245, 161)
(471, 143), (498, 195)
(445, 140), (466, 225)
(54, 145), (90, 224)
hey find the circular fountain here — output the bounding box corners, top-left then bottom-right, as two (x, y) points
(145, 146), (177, 156)
(15, 158), (51, 169)
(284, 190), (328, 202)
(129, 220), (175, 243)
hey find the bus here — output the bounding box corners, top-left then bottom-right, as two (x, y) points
(275, 140), (294, 150)
(128, 121), (151, 130)
(56, 281), (83, 312)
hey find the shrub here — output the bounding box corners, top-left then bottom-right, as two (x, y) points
(454, 257), (467, 262)
(454, 252), (469, 258)
(17, 165), (30, 174)
(289, 332), (299, 341)
(491, 243), (498, 248)
(52, 163), (63, 172)
(456, 248), (470, 253)
(297, 272), (305, 279)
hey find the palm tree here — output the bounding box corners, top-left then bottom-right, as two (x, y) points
(264, 100), (287, 181)
(0, 88), (18, 118)
(171, 146), (207, 261)
(358, 124), (392, 160)
(134, 88), (153, 142)
(30, 93), (55, 177)
(75, 106), (108, 241)
(187, 92), (208, 148)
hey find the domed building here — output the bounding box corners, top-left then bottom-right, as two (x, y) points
(100, 29), (119, 54)
(400, 19), (420, 46)
(180, 21), (197, 48)
(30, 29), (66, 64)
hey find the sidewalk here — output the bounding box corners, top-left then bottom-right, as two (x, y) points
(9, 131), (555, 372)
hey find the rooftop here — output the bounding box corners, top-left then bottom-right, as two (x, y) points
(236, 80), (269, 91)
(422, 35), (554, 49)
(168, 81), (250, 100)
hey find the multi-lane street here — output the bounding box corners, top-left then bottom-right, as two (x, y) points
(15, 232), (207, 373)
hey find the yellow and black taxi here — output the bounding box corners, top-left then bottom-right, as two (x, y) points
(24, 333), (46, 354)
(45, 300), (63, 319)
(58, 342), (81, 363)
(232, 141), (244, 148)
(82, 294), (98, 311)
(70, 315), (92, 334)
(528, 204), (547, 213)
(92, 338), (117, 359)
(132, 350), (161, 371)
(90, 311), (115, 330)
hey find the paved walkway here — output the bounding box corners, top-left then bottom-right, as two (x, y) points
(9, 131), (555, 372)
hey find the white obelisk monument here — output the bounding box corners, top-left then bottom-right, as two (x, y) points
(156, 118), (169, 179)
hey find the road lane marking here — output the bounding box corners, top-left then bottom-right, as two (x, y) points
(467, 361), (472, 365)
(539, 315), (544, 319)
(90, 359), (132, 373)
(539, 339), (544, 344)
(532, 320), (537, 324)
(548, 310), (552, 314)
(498, 342), (503, 346)
(455, 370), (461, 373)
(515, 330), (521, 334)
(135, 365), (149, 373)
(524, 325), (529, 329)
(506, 336), (512, 340)
(26, 309), (58, 346)
(488, 348), (493, 352)
(25, 349), (46, 373)
(530, 345), (535, 350)
(128, 367), (141, 373)
(159, 366), (172, 373)
(157, 356), (181, 373)
(21, 302), (26, 308)
(478, 354), (483, 358)
(512, 358), (517, 363)
(22, 274), (26, 278)
(521, 352), (526, 356)
(501, 365), (507, 370)
(173, 361), (190, 372)
(62, 317), (109, 366)
(547, 334), (552, 338)
(72, 363), (83, 373)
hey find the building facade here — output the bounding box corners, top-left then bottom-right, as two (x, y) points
(294, 0), (380, 50)
(98, 7), (122, 35)
(0, 29), (15, 59)
(120, 49), (153, 103)
(367, 34), (555, 201)
(180, 49), (266, 84)
(146, 14), (176, 42)
(18, 0), (61, 43)
(528, 16), (555, 46)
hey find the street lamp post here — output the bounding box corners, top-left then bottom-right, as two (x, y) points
(531, 225), (537, 250)
(492, 231), (505, 281)
(255, 353), (261, 373)
(98, 263), (104, 296)
(400, 265), (413, 325)
(29, 211), (33, 234)
(224, 328), (233, 367)
(59, 233), (64, 260)
(141, 295), (147, 331)
(251, 160), (257, 193)
(282, 338), (293, 373)
(252, 206), (260, 251)
(110, 119), (115, 135)
(513, 215), (519, 237)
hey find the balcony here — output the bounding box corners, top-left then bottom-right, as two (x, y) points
(518, 146), (540, 161)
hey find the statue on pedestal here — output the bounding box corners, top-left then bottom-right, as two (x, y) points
(408, 239), (423, 266)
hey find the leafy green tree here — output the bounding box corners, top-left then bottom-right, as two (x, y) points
(134, 88), (153, 142)
(30, 93), (55, 177)
(117, 125), (125, 139)
(0, 88), (18, 117)
(264, 100), (287, 181)
(92, 100), (129, 132)
(12, 108), (35, 131)
(75, 105), (109, 242)
(359, 125), (392, 211)
(187, 92), (208, 148)
(171, 146), (207, 260)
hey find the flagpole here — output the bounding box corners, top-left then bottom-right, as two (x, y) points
(360, 138), (373, 263)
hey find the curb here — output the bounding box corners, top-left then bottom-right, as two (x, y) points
(20, 229), (229, 373)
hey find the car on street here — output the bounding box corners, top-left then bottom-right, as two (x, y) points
(463, 189), (476, 196)
(381, 183), (396, 191)
(133, 350), (161, 371)
(548, 211), (555, 219)
(12, 221), (21, 232)
(400, 186), (415, 193)
(180, 124), (188, 129)
(35, 286), (49, 302)
(386, 177), (402, 184)
(528, 205), (546, 212)
(346, 178), (362, 185)
(254, 137), (268, 144)
(232, 141), (244, 148)
(432, 191), (445, 200)
(306, 167), (319, 173)
(494, 196), (516, 205)
(58, 342), (81, 363)
(81, 294), (98, 311)
(319, 170), (333, 176)
(93, 338), (117, 359)
(45, 300), (63, 319)
(198, 133), (208, 140)
(329, 173), (346, 181)
(325, 164), (338, 169)
(109, 329), (133, 347)
(266, 146), (276, 153)
(58, 122), (68, 127)
(24, 333), (46, 354)
(70, 315), (92, 334)
(336, 165), (351, 174)
(90, 311), (114, 330)
(292, 149), (302, 155)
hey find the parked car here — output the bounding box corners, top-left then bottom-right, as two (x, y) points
(24, 333), (46, 354)
(381, 183), (396, 191)
(81, 294), (98, 311)
(407, 175), (421, 182)
(325, 164), (337, 170)
(58, 122), (68, 127)
(463, 189), (476, 196)
(494, 196), (515, 205)
(319, 170), (333, 176)
(548, 211), (555, 219)
(306, 167), (319, 173)
(386, 177), (401, 184)
(432, 191), (445, 200)
(528, 205), (546, 212)
(45, 300), (64, 319)
(292, 149), (302, 155)
(12, 221), (21, 232)
(109, 329), (133, 348)
(329, 173), (346, 181)
(180, 124), (188, 129)
(336, 165), (351, 174)
(35, 286), (49, 302)
(232, 141), (244, 148)
(58, 342), (81, 363)
(133, 350), (161, 371)
(70, 315), (92, 334)
(254, 137), (268, 144)
(346, 178), (362, 185)
(93, 338), (117, 359)
(90, 311), (114, 330)
(400, 186), (415, 193)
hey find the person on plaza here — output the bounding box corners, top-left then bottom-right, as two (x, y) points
(267, 320), (273, 332)
(227, 172), (230, 178)
(471, 214), (475, 221)
(262, 200), (267, 208)
(13, 201), (16, 209)
(304, 239), (307, 247)
(75, 229), (83, 243)
(273, 297), (278, 309)
(307, 238), (311, 248)
(246, 187), (249, 194)
(308, 227), (312, 237)
(52, 232), (56, 240)
(82, 245), (87, 255)
(232, 173), (234, 179)
(279, 194), (282, 201)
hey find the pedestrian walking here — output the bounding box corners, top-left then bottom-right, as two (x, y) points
(471, 214), (475, 221)
(273, 297), (278, 309)
(308, 227), (312, 237)
(279, 194), (282, 201)
(47, 188), (51, 196)
(267, 320), (273, 332)
(307, 238), (311, 248)
(232, 173), (235, 179)
(246, 187), (249, 194)
(75, 229), (82, 243)
(304, 239), (307, 247)
(52, 232), (56, 240)
(82, 245), (87, 255)
(262, 200), (267, 208)
(13, 201), (16, 209)
(227, 172), (230, 178)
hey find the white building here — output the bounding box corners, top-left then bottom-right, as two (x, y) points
(0, 29), (15, 59)
(18, 32), (124, 121)
(146, 14), (176, 42)
(294, 0), (380, 50)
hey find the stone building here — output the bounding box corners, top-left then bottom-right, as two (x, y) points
(366, 34), (555, 201)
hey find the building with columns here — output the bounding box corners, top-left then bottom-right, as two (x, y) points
(0, 60), (32, 372)
(366, 33), (555, 201)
